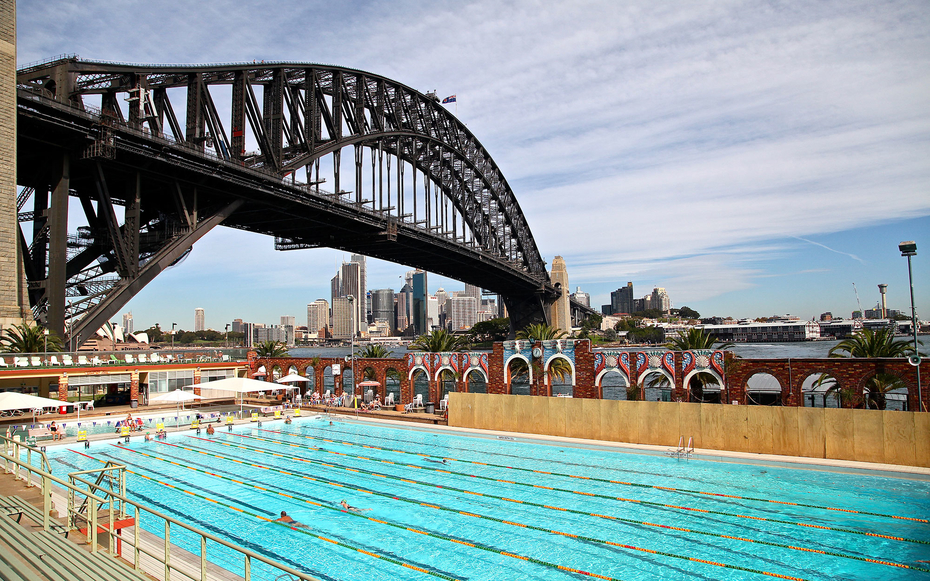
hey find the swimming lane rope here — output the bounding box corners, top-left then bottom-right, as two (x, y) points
(133, 439), (814, 581)
(285, 427), (927, 524)
(228, 431), (930, 548)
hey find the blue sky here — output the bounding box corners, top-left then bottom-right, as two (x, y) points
(16, 0), (930, 330)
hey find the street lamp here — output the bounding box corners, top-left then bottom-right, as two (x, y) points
(43, 328), (49, 366)
(67, 300), (73, 353)
(225, 324), (230, 349)
(171, 322), (177, 353)
(899, 241), (921, 411)
(347, 295), (356, 403)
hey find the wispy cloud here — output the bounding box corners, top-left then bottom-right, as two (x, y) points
(793, 237), (865, 264)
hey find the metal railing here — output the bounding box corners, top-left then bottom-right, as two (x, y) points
(1, 434), (321, 580)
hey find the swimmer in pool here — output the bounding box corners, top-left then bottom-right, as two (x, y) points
(274, 511), (308, 528)
(339, 500), (369, 513)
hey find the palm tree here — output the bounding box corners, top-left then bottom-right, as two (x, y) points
(516, 323), (568, 341)
(356, 344), (391, 358)
(665, 327), (732, 351)
(826, 327), (922, 409)
(663, 328), (731, 401)
(511, 323), (572, 388)
(409, 329), (468, 352)
(1, 322), (63, 353)
(254, 340), (288, 357)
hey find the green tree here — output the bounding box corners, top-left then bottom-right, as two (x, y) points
(1, 322), (63, 353)
(357, 344), (391, 358)
(580, 313), (602, 333)
(826, 327), (922, 409)
(254, 340), (289, 357)
(409, 329), (468, 352)
(678, 306), (700, 320)
(468, 317), (510, 344)
(143, 324), (165, 342)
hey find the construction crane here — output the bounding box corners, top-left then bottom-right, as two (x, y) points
(852, 283), (863, 318)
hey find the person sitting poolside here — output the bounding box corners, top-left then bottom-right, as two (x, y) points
(49, 421), (62, 441)
(274, 511), (308, 528)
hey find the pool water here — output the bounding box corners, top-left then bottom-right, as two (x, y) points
(43, 418), (930, 581)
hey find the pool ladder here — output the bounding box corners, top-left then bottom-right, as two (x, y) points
(666, 436), (694, 460)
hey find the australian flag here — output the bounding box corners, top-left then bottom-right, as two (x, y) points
(442, 95), (456, 104)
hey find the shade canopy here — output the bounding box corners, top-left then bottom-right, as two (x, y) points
(276, 373), (310, 384)
(0, 392), (64, 412)
(183, 376), (271, 394)
(150, 389), (202, 403)
(357, 380), (381, 387)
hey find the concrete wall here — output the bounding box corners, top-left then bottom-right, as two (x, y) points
(447, 392), (930, 468)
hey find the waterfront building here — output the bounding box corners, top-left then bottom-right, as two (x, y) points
(194, 308), (205, 331)
(819, 318), (862, 339)
(427, 295), (439, 330)
(548, 256), (571, 335)
(350, 253), (369, 323)
(700, 320), (821, 343)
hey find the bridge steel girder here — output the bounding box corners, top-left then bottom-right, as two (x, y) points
(16, 58), (559, 341)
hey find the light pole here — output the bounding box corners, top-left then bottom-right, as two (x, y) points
(899, 241), (922, 411)
(225, 324), (230, 349)
(171, 322), (177, 353)
(43, 328), (49, 366)
(347, 295), (356, 405)
(67, 300), (73, 353)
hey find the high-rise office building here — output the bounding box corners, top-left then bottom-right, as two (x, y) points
(648, 287), (670, 313)
(570, 287), (590, 308)
(341, 261), (363, 336)
(611, 282), (634, 315)
(332, 296), (354, 340)
(448, 295), (478, 330)
(435, 287), (448, 311)
(427, 296), (439, 330)
(244, 322), (255, 348)
(231, 319), (244, 333)
(371, 289), (395, 333)
(280, 315), (295, 327)
(395, 284), (413, 333)
(548, 256), (571, 335)
(306, 299), (329, 338)
(194, 308), (205, 331)
(350, 254), (368, 323)
(412, 270), (428, 335)
(121, 312), (133, 336)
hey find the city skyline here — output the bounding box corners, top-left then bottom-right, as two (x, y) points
(16, 1), (929, 331)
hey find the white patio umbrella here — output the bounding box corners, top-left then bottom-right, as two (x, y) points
(0, 391), (65, 426)
(275, 373), (310, 384)
(181, 376), (271, 416)
(150, 389), (202, 429)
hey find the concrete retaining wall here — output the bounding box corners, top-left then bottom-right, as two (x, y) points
(447, 392), (930, 467)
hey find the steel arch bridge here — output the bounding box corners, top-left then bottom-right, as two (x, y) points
(15, 57), (559, 346)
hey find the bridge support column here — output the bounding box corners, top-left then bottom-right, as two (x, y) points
(0, 0), (28, 328)
(46, 152), (70, 336)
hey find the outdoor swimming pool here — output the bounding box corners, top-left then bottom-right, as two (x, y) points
(43, 417), (930, 580)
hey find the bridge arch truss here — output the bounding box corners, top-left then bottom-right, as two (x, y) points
(15, 58), (556, 344)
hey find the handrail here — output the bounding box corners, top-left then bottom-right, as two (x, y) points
(2, 442), (322, 580)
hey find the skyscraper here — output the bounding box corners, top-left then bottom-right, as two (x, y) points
(306, 299), (329, 338)
(341, 261), (363, 336)
(548, 256), (571, 335)
(194, 308), (205, 331)
(412, 270), (428, 335)
(395, 284), (413, 333)
(611, 282), (634, 315)
(448, 295), (478, 330)
(121, 312), (133, 336)
(570, 287), (590, 308)
(350, 254), (368, 323)
(332, 297), (354, 340)
(371, 289), (395, 333)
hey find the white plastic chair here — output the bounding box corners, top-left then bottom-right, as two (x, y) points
(49, 355), (61, 366)
(385, 393), (395, 406)
(14, 357), (28, 367)
(413, 394), (423, 409)
(0, 357), (6, 367)
(77, 355), (89, 365)
(30, 356), (42, 366)
(125, 354), (135, 364)
(61, 354), (73, 365)
(439, 393), (449, 411)
(138, 353), (148, 363)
